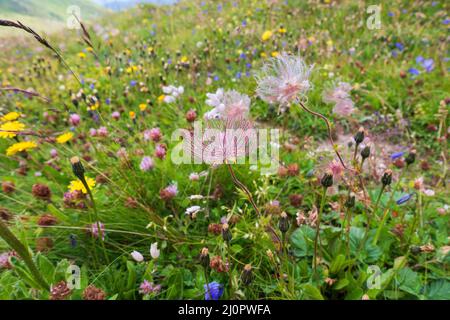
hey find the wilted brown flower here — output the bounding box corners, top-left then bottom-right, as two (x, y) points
(210, 255), (228, 273)
(36, 237), (54, 252)
(0, 207), (12, 221)
(2, 181), (15, 194)
(83, 285), (106, 300)
(37, 214), (58, 226)
(50, 281), (71, 300)
(208, 223), (222, 235)
(31, 183), (51, 201)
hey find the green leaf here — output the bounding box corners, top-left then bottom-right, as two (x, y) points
(396, 268), (420, 297)
(425, 280), (450, 300)
(330, 254), (346, 274)
(290, 226), (315, 257)
(334, 278), (350, 290)
(301, 284), (324, 300)
(37, 254), (55, 284)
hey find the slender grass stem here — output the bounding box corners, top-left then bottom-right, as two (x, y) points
(313, 187), (327, 276)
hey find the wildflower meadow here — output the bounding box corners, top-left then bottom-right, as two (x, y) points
(0, 0), (448, 304)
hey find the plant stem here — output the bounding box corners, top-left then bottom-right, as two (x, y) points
(313, 187), (327, 276)
(358, 184), (385, 251)
(226, 163), (260, 216)
(81, 178), (109, 263)
(0, 219), (49, 290)
(372, 169), (405, 246)
(298, 101), (347, 169)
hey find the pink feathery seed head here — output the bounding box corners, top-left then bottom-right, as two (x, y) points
(89, 222), (105, 240)
(155, 144), (167, 159)
(328, 160), (344, 179)
(332, 99), (355, 117)
(97, 126), (108, 137)
(89, 128), (97, 137)
(111, 111), (120, 120)
(69, 113), (81, 126)
(255, 52), (313, 108)
(140, 156), (154, 171)
(204, 89), (250, 121)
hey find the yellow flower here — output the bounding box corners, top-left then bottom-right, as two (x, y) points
(56, 132), (73, 144)
(158, 95), (165, 102)
(271, 51), (279, 57)
(68, 177), (96, 194)
(180, 56), (188, 63)
(260, 52), (267, 58)
(6, 141), (37, 156)
(78, 52), (86, 59)
(0, 121), (25, 138)
(1, 112), (20, 122)
(326, 39), (333, 47)
(129, 111), (136, 119)
(139, 103), (147, 111)
(278, 27), (287, 34)
(261, 30), (273, 41)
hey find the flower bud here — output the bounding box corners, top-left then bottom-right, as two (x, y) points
(405, 150), (416, 166)
(70, 156), (85, 181)
(381, 169), (392, 186)
(241, 264), (253, 286)
(279, 212), (289, 233)
(222, 223), (232, 242)
(345, 195), (355, 208)
(354, 127), (365, 144)
(360, 145), (370, 159)
(320, 172), (333, 188)
(200, 247), (210, 268)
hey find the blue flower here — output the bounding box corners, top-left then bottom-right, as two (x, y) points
(395, 42), (404, 51)
(443, 19), (450, 25)
(396, 193), (413, 205)
(130, 80), (137, 87)
(422, 58), (434, 72)
(391, 151), (405, 160)
(408, 68), (420, 76)
(204, 282), (224, 300)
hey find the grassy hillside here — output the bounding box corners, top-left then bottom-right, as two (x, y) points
(0, 0), (107, 36)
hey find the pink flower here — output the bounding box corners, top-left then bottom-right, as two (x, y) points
(155, 144), (167, 159)
(90, 222), (105, 240)
(160, 184), (178, 201)
(50, 149), (58, 158)
(139, 280), (161, 295)
(111, 111), (120, 120)
(89, 128), (97, 137)
(144, 128), (162, 142)
(140, 156), (154, 171)
(69, 114), (81, 126)
(97, 126), (108, 137)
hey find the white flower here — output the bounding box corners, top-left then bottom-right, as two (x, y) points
(188, 195), (204, 200)
(423, 189), (435, 197)
(185, 205), (202, 216)
(131, 250), (144, 262)
(150, 242), (160, 259)
(255, 52), (313, 108)
(162, 85), (184, 103)
(204, 89), (250, 120)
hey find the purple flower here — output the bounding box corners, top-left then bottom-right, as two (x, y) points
(69, 113), (81, 126)
(140, 156), (154, 171)
(391, 151), (405, 160)
(139, 280), (161, 295)
(204, 282), (224, 300)
(396, 193), (413, 205)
